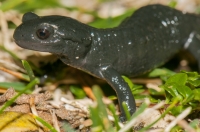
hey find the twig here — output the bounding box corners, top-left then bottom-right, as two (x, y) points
(119, 101), (165, 132)
(164, 107), (194, 132)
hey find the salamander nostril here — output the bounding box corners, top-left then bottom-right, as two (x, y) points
(21, 34), (24, 37)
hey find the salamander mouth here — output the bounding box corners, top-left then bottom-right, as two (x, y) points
(14, 38), (50, 53)
(57, 48), (65, 56)
(14, 39), (29, 49)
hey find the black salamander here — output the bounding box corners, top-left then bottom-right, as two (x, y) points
(13, 4), (200, 121)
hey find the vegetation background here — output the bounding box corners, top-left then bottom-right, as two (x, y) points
(0, 0), (200, 132)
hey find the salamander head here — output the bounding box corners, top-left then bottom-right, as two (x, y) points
(13, 12), (92, 58)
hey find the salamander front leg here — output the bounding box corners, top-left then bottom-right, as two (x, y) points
(186, 33), (200, 71)
(99, 66), (136, 122)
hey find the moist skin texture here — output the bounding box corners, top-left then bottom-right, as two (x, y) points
(13, 4), (200, 121)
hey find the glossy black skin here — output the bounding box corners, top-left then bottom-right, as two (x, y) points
(13, 4), (200, 121)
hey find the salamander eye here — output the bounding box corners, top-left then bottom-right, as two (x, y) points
(36, 28), (50, 39)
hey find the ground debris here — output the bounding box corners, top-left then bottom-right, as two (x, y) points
(0, 88), (90, 131)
